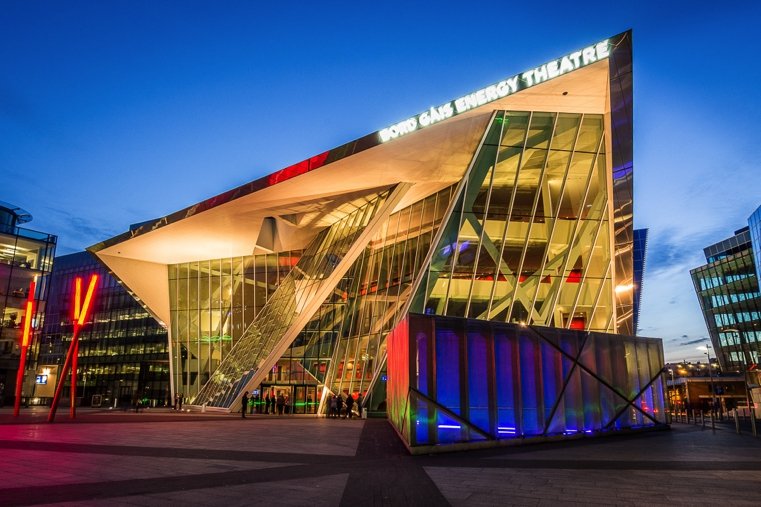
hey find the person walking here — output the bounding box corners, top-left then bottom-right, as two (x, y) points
(241, 391), (249, 418)
(329, 394), (337, 418)
(276, 392), (285, 415)
(345, 393), (355, 419)
(336, 394), (344, 418)
(357, 393), (364, 419)
(264, 392), (270, 414)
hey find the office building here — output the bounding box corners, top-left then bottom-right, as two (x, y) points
(0, 201), (56, 406)
(37, 252), (170, 407)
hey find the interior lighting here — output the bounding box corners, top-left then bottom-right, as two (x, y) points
(615, 283), (634, 294)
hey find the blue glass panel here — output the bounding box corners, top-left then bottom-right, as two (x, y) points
(435, 326), (461, 415)
(414, 395), (431, 445)
(415, 331), (429, 395)
(467, 328), (490, 433)
(436, 410), (467, 444)
(519, 332), (541, 435)
(541, 340), (562, 433)
(494, 330), (518, 439)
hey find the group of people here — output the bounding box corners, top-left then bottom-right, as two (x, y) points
(238, 390), (364, 418)
(327, 392), (363, 419)
(240, 391), (290, 417)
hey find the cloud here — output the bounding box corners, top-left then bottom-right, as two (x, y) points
(39, 206), (122, 253)
(680, 338), (708, 346)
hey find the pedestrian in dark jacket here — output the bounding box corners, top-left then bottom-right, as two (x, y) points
(241, 391), (248, 418)
(345, 393), (354, 419)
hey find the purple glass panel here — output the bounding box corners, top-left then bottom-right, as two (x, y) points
(467, 328), (490, 432)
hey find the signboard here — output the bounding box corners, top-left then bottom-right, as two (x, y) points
(379, 39), (611, 143)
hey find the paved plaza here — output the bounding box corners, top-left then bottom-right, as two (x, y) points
(1, 408), (761, 506)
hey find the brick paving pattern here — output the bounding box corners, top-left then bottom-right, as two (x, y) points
(1, 407), (760, 506)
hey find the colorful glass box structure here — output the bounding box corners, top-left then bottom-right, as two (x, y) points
(88, 30), (666, 448)
(387, 314), (665, 453)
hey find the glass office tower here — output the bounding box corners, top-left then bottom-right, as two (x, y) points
(38, 252), (169, 407)
(90, 31), (662, 446)
(691, 226), (761, 371)
(0, 201), (56, 407)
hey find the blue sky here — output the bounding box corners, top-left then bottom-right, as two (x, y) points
(2, 1), (760, 362)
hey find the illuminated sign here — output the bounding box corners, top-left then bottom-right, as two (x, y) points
(36, 374), (48, 385)
(379, 39), (611, 143)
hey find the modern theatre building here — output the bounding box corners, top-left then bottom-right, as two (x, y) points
(90, 31), (666, 451)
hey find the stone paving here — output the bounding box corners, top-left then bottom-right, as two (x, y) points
(1, 407), (760, 506)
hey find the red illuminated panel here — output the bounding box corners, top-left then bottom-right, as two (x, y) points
(74, 277), (82, 321)
(267, 151), (330, 186)
(76, 275), (99, 326)
(566, 269), (583, 283)
(20, 280), (36, 347)
(569, 317), (586, 330)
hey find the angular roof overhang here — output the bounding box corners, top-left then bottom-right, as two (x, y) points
(89, 32), (630, 326)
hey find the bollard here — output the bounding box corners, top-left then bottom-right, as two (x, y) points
(701, 410), (705, 430)
(734, 410), (741, 434)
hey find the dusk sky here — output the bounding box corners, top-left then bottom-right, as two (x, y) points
(2, 2), (760, 363)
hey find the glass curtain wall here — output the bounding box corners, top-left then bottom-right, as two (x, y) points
(322, 185), (456, 405)
(691, 248), (761, 370)
(169, 251), (301, 401)
(414, 111), (615, 333)
(193, 189), (395, 407)
(0, 225), (56, 406)
(609, 34), (635, 335)
(39, 252), (169, 408)
(168, 185), (457, 411)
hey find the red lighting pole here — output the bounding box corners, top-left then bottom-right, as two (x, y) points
(13, 279), (37, 417)
(48, 275), (98, 423)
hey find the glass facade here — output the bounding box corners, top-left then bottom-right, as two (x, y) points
(169, 250), (302, 402)
(0, 203), (56, 407)
(387, 313), (666, 452)
(608, 32), (635, 336)
(691, 227), (761, 370)
(412, 111), (615, 334)
(177, 108), (631, 414)
(632, 228), (648, 334)
(38, 252), (169, 408)
(90, 32), (643, 429)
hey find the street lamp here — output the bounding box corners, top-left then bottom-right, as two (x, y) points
(668, 368), (676, 421)
(697, 342), (716, 432)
